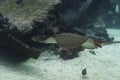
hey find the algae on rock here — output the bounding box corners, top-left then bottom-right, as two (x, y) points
(0, 0), (61, 30)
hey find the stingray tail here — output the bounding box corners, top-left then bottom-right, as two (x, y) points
(101, 41), (120, 45)
(112, 41), (120, 43)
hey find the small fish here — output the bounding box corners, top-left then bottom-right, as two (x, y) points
(82, 68), (87, 76)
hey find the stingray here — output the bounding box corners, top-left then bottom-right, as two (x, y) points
(32, 33), (120, 50)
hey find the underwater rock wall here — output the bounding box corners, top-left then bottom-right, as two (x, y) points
(0, 0), (61, 31)
(0, 0), (113, 40)
(0, 0), (61, 58)
(47, 0), (112, 41)
(0, 0), (115, 59)
(95, 0), (120, 28)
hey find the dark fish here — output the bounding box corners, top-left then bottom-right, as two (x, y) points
(82, 68), (87, 75)
(16, 0), (23, 4)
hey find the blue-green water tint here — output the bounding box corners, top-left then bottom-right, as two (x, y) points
(0, 0), (120, 80)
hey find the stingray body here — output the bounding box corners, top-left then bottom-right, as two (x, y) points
(33, 33), (120, 50)
(39, 33), (101, 49)
(53, 33), (89, 49)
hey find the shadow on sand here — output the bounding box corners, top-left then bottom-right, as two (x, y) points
(0, 46), (29, 64)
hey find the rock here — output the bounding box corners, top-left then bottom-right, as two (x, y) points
(0, 0), (115, 60)
(0, 0), (61, 31)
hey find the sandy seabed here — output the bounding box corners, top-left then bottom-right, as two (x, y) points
(0, 29), (120, 80)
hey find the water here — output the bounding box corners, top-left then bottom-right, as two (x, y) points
(0, 0), (120, 80)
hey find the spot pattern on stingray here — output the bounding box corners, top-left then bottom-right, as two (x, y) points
(53, 33), (88, 49)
